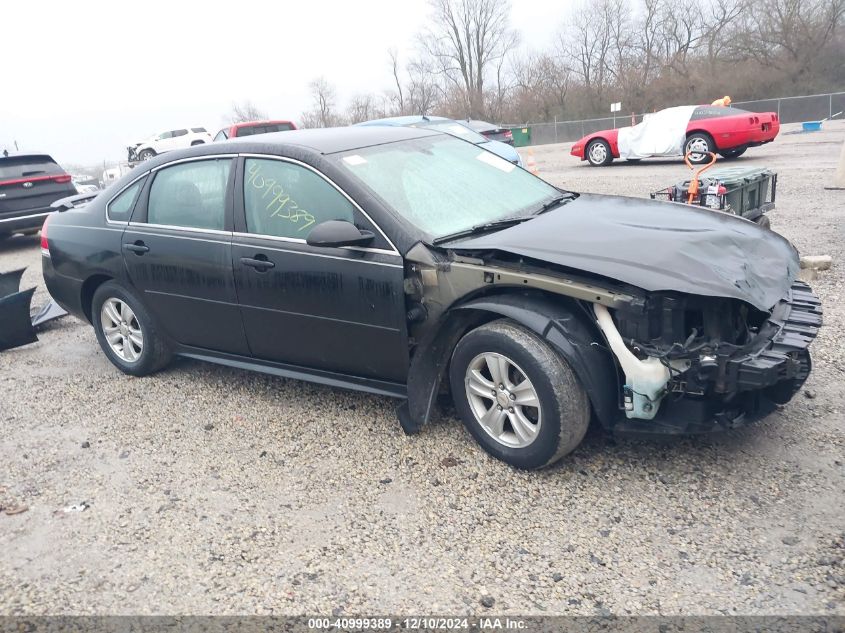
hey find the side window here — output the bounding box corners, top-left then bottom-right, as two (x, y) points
(157, 131), (173, 140)
(147, 159), (232, 231)
(107, 178), (145, 222)
(172, 129), (188, 138)
(243, 158), (355, 239)
(214, 130), (228, 141)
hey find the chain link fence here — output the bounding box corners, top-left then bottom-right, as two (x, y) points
(507, 91), (845, 146)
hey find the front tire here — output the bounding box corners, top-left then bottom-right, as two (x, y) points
(449, 320), (590, 470)
(138, 149), (156, 161)
(92, 281), (171, 376)
(586, 139), (613, 166)
(685, 132), (716, 164)
(190, 140), (205, 146)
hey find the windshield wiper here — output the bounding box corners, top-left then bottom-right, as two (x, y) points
(534, 192), (578, 215)
(432, 215), (533, 245)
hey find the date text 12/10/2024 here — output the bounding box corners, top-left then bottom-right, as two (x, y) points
(307, 617), (528, 630)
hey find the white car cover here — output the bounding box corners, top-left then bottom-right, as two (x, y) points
(617, 106), (697, 160)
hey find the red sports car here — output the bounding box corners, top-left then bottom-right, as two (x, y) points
(570, 105), (780, 166)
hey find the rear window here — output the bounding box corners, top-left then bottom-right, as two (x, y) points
(191, 127), (207, 133)
(691, 106), (751, 120)
(0, 155), (62, 180)
(234, 122), (294, 137)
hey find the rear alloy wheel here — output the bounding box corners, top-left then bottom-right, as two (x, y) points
(684, 132), (716, 164)
(586, 139), (613, 166)
(138, 149), (156, 161)
(450, 320), (590, 469)
(92, 281), (171, 376)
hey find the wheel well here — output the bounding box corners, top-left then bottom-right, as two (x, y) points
(80, 274), (113, 323)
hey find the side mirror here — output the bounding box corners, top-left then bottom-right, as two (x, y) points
(306, 220), (375, 248)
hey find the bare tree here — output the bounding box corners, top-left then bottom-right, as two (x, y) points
(300, 77), (342, 128)
(345, 94), (377, 124)
(419, 0), (519, 117)
(228, 100), (268, 123)
(389, 48), (406, 114)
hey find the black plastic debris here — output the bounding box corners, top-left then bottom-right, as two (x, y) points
(0, 267), (67, 352)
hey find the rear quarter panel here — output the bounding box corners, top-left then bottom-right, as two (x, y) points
(43, 201), (126, 320)
(689, 112), (780, 150)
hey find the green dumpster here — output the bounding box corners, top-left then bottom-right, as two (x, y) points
(508, 127), (532, 147)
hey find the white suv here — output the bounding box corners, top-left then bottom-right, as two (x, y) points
(128, 127), (212, 162)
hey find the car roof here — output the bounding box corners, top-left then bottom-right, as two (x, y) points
(466, 119), (498, 131)
(0, 151), (57, 161)
(232, 119), (294, 129)
(357, 115), (451, 127)
(192, 125), (441, 157)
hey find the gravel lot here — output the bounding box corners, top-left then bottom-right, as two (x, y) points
(1, 121), (843, 616)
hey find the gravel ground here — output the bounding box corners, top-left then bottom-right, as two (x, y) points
(1, 121), (843, 616)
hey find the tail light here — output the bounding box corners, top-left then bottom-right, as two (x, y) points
(504, 130), (513, 140)
(40, 215), (50, 254)
(53, 174), (72, 184)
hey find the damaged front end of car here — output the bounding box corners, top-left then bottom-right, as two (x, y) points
(398, 237), (821, 438)
(597, 281), (821, 434)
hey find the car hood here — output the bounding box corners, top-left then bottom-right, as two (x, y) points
(447, 193), (798, 311)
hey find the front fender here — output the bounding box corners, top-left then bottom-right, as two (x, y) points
(397, 291), (620, 435)
(455, 294), (619, 427)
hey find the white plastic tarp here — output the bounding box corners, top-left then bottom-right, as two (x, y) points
(617, 106), (697, 160)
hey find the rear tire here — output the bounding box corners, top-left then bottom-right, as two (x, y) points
(685, 132), (716, 165)
(91, 281), (171, 376)
(586, 139), (613, 166)
(449, 320), (590, 470)
(190, 140), (205, 146)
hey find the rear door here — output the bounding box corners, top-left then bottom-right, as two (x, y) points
(121, 155), (249, 355)
(0, 155), (76, 223)
(231, 155), (409, 382)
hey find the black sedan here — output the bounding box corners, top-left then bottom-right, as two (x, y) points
(42, 127), (821, 469)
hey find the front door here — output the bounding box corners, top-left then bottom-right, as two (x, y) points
(232, 156), (408, 382)
(122, 156), (249, 355)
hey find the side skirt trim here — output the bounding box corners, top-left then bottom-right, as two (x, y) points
(173, 345), (408, 399)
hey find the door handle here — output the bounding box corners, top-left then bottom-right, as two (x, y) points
(240, 256), (275, 271)
(123, 241), (149, 254)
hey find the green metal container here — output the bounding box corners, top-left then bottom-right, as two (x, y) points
(706, 166), (777, 220)
(508, 126), (532, 147)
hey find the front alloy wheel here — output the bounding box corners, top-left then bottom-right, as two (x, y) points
(465, 352), (542, 448)
(100, 298), (143, 363)
(586, 139), (612, 166)
(450, 320), (590, 469)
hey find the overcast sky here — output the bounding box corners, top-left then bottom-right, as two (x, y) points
(2, 0), (566, 168)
